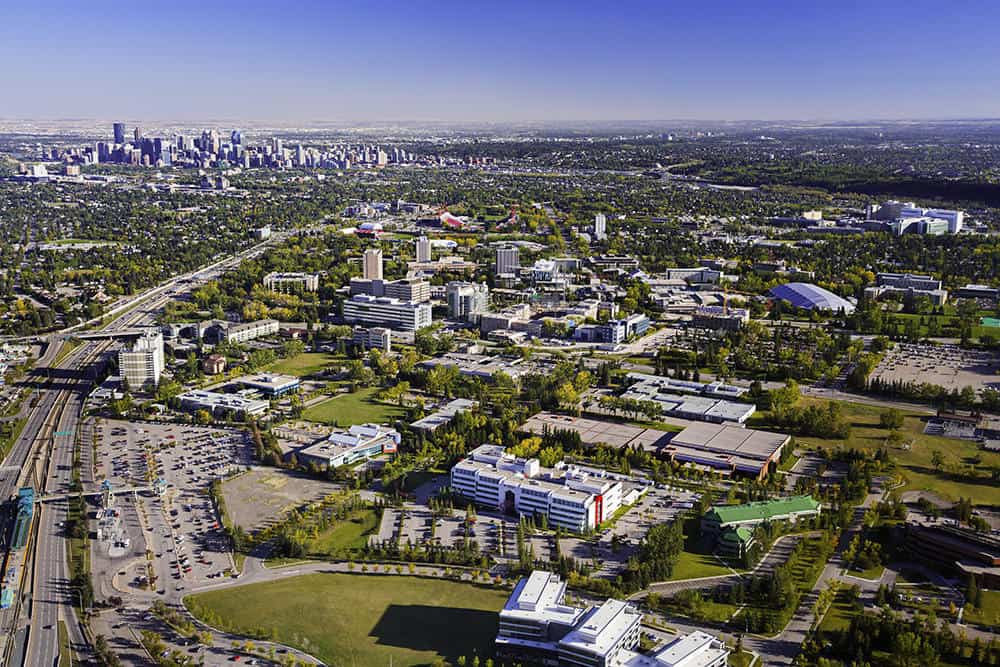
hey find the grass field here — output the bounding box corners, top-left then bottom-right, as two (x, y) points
(266, 352), (343, 377)
(964, 590), (1000, 628)
(817, 588), (860, 633)
(302, 387), (406, 426)
(308, 508), (379, 555)
(185, 573), (509, 666)
(668, 547), (737, 581)
(756, 397), (1000, 505)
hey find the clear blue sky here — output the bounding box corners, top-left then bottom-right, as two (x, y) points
(2, 0), (999, 122)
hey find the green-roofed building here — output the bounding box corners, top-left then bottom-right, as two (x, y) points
(718, 526), (756, 558)
(701, 495), (820, 537)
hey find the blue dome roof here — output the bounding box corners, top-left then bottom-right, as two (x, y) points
(768, 282), (855, 313)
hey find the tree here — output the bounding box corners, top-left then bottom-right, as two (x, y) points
(879, 408), (904, 430)
(931, 449), (945, 471)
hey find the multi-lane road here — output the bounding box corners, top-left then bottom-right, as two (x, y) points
(0, 231), (286, 666)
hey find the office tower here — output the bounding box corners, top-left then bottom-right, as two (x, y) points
(133, 126), (142, 143)
(495, 246), (519, 275)
(231, 129), (242, 145)
(363, 248), (383, 280)
(446, 282), (490, 321)
(594, 213), (607, 240)
(113, 122), (125, 145)
(295, 145), (305, 166)
(415, 236), (431, 263)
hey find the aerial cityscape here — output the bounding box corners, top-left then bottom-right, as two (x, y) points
(1, 2), (1000, 667)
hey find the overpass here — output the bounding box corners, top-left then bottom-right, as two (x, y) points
(36, 485), (156, 504)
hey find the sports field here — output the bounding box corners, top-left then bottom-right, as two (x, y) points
(185, 573), (508, 665)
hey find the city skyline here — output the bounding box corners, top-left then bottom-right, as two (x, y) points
(3, 0), (1000, 122)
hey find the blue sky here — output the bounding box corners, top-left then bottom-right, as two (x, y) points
(2, 0), (998, 122)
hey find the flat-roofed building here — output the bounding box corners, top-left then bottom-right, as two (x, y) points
(497, 571), (728, 667)
(263, 272), (319, 292)
(622, 373), (754, 424)
(236, 373), (300, 397)
(177, 390), (269, 418)
(352, 326), (391, 352)
(663, 422), (790, 479)
(342, 294), (432, 331)
(118, 329), (165, 391)
(864, 272), (948, 305)
(691, 305), (749, 331)
(410, 398), (476, 432)
(295, 423), (401, 469)
(556, 599), (641, 667)
(451, 444), (622, 532)
(224, 319), (279, 344)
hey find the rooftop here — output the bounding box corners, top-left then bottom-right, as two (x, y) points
(707, 495), (820, 525)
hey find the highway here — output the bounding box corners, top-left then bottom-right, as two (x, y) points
(0, 230), (287, 666)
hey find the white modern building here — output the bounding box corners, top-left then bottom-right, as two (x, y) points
(415, 236), (432, 263)
(594, 213), (607, 241)
(263, 272), (319, 292)
(342, 294), (432, 331)
(295, 423), (401, 468)
(450, 444), (622, 532)
(446, 281), (490, 321)
(118, 330), (164, 391)
(497, 571), (728, 667)
(363, 247), (383, 280)
(352, 326), (392, 352)
(224, 319), (279, 344)
(177, 390), (269, 418)
(349, 277), (431, 303)
(496, 246), (520, 275)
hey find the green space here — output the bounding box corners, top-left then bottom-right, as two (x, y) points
(58, 621), (72, 667)
(763, 397), (1000, 505)
(266, 351), (342, 377)
(963, 589), (1000, 629)
(852, 563), (885, 580)
(728, 649), (755, 667)
(817, 588), (860, 633)
(185, 573), (509, 666)
(308, 508), (380, 555)
(302, 387), (406, 426)
(668, 548), (737, 581)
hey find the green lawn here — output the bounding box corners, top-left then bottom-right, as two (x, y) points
(308, 509), (380, 555)
(964, 590), (1000, 629)
(185, 573), (510, 666)
(302, 387), (406, 426)
(817, 589), (860, 633)
(266, 352), (343, 377)
(852, 564), (885, 580)
(728, 650), (754, 667)
(759, 397), (1000, 505)
(668, 548), (737, 581)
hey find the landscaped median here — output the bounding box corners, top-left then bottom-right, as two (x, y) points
(184, 572), (510, 666)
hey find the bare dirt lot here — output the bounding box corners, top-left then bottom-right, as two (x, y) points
(220, 467), (344, 532)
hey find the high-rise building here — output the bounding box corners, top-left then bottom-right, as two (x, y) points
(118, 330), (164, 391)
(231, 129), (242, 145)
(415, 236), (431, 263)
(495, 246), (519, 275)
(363, 248), (383, 280)
(446, 282), (490, 321)
(113, 122), (125, 145)
(133, 126), (142, 144)
(343, 295), (432, 331)
(594, 213), (607, 241)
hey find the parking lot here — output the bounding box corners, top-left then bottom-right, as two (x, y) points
(94, 419), (253, 590)
(871, 342), (1000, 393)
(374, 481), (699, 579)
